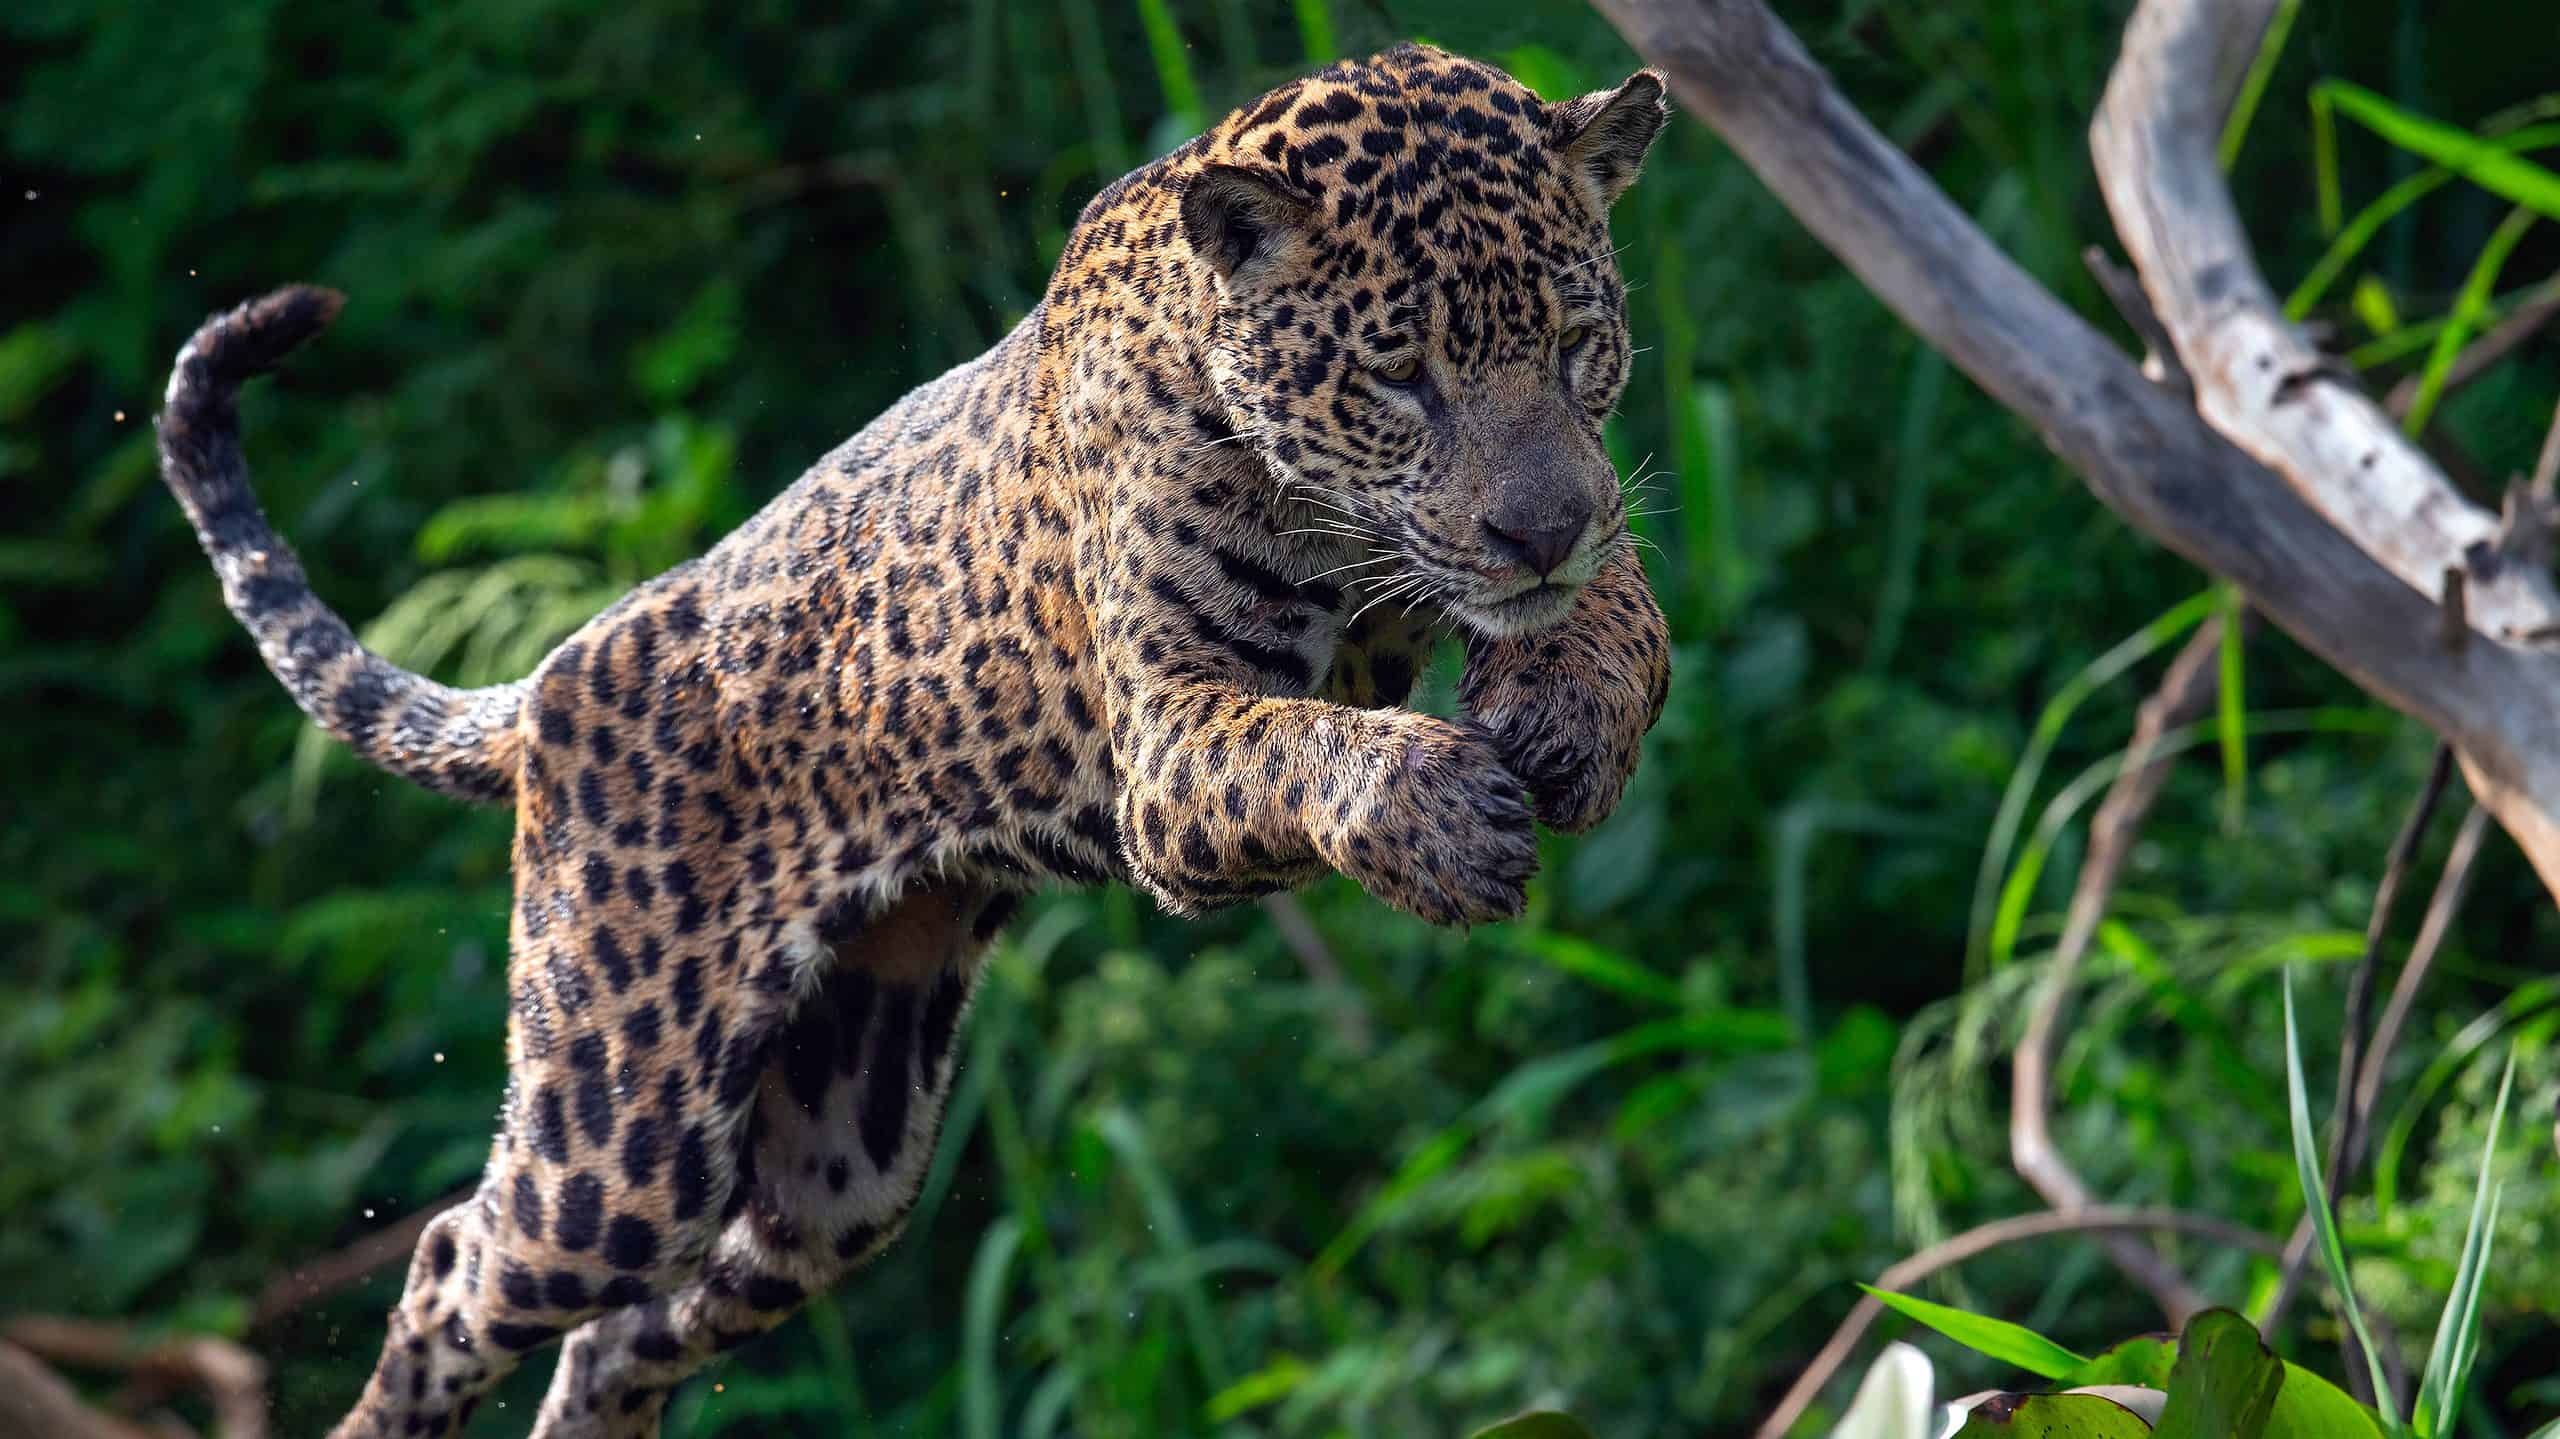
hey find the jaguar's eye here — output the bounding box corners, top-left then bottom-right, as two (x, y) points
(1560, 324), (1592, 353)
(1371, 353), (1421, 384)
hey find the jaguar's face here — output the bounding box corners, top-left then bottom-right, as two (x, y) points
(1183, 45), (1668, 637)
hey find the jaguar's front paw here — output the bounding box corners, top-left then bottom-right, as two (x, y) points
(1323, 714), (1537, 927)
(1459, 599), (1668, 834)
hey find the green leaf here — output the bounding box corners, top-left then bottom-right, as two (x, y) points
(1969, 590), (2218, 974)
(2267, 1364), (2389, 1439)
(2062, 1336), (2177, 1389)
(2282, 974), (2400, 1423)
(2412, 1048), (2516, 1438)
(2285, 124), (2560, 318)
(1468, 1411), (1598, 1439)
(1950, 1393), (2157, 1437)
(2317, 81), (2560, 221)
(2217, 0), (2300, 170)
(2152, 1309), (2281, 1439)
(2216, 586), (2247, 832)
(1860, 1285), (2088, 1380)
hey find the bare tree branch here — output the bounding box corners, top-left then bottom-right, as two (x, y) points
(0, 1342), (172, 1439)
(250, 1191), (468, 1332)
(2092, 0), (2560, 640)
(1750, 1209), (2282, 1439)
(1, 1321), (265, 1439)
(2012, 615), (2231, 1324)
(1582, 0), (2560, 904)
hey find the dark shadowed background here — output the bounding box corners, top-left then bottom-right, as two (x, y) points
(6, 0), (2556, 1433)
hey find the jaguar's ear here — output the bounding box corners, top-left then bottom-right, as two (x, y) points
(1549, 70), (1670, 213)
(1181, 164), (1316, 282)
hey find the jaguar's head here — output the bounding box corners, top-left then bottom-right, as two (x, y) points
(1183, 43), (1667, 637)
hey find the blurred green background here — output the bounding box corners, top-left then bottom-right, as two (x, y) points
(5, 0), (2557, 1434)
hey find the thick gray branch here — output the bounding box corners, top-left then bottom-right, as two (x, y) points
(2092, 0), (2560, 641)
(1585, 0), (2560, 903)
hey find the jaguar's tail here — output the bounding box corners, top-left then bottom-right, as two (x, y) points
(157, 286), (523, 805)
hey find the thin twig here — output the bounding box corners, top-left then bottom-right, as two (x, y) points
(2084, 246), (2193, 397)
(2533, 394), (2560, 505)
(2262, 745), (2454, 1342)
(1751, 1208), (2283, 1439)
(2384, 289), (2560, 427)
(2264, 799), (2491, 1342)
(2011, 615), (2231, 1326)
(249, 1190), (468, 1331)
(2359, 805), (2491, 1129)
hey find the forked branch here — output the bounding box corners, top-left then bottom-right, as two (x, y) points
(1584, 0), (2560, 903)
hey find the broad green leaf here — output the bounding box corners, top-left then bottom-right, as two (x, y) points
(1469, 1411), (1598, 1439)
(2282, 974), (2399, 1421)
(1860, 1286), (2088, 1381)
(2318, 81), (2560, 221)
(1950, 1393), (2156, 1437)
(2153, 1309), (2281, 1439)
(2268, 1364), (2389, 1439)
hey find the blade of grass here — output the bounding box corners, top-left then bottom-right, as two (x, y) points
(2342, 276), (2560, 371)
(1060, 0), (1130, 179)
(2218, 0), (2301, 170)
(1990, 708), (2392, 968)
(1092, 1106), (1232, 1388)
(2287, 124), (2560, 319)
(1966, 590), (2218, 976)
(803, 1296), (868, 1423)
(2318, 81), (2560, 220)
(1132, 0), (1203, 133)
(2398, 206), (2539, 436)
(1293, 0), (1335, 65)
(1689, 379), (1746, 627)
(2283, 973), (2401, 1427)
(2217, 584), (2248, 833)
(2411, 1048), (2515, 1438)
(2313, 87), (2342, 236)
(1857, 1284), (2087, 1380)
(961, 1216), (1027, 1439)
(2373, 982), (2560, 1213)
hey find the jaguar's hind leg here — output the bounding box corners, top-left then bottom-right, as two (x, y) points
(329, 727), (824, 1437)
(526, 884), (1004, 1439)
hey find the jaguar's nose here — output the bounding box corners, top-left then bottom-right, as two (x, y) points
(1481, 497), (1593, 578)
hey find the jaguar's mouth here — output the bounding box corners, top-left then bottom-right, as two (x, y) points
(1451, 579), (1580, 637)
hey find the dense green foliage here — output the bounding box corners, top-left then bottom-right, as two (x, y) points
(6, 1), (2557, 1434)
